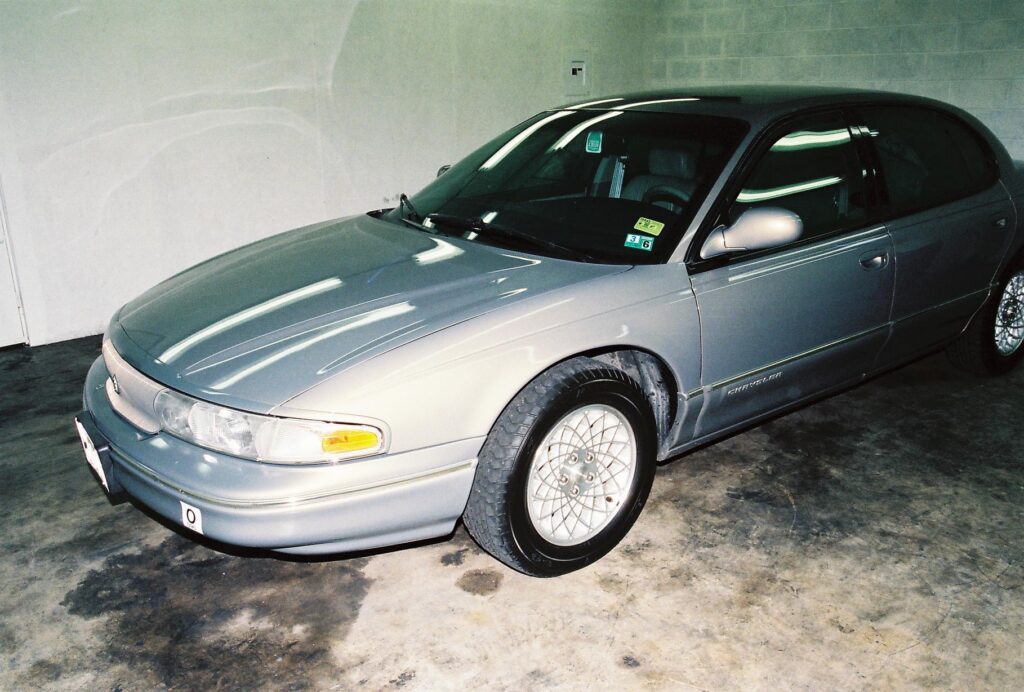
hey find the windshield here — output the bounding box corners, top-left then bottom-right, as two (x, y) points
(383, 109), (748, 263)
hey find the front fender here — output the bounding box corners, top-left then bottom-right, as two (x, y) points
(276, 264), (701, 455)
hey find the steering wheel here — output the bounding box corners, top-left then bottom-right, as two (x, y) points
(642, 185), (690, 214)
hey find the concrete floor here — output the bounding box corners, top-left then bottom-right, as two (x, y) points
(1, 335), (1022, 690)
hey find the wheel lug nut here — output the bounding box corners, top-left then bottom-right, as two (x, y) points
(559, 475), (568, 484)
(571, 485), (580, 496)
(569, 453), (578, 463)
(586, 474), (595, 482)
(586, 452), (594, 461)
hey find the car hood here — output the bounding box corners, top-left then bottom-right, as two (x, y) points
(111, 213), (628, 412)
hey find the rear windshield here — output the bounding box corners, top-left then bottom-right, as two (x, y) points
(384, 110), (748, 263)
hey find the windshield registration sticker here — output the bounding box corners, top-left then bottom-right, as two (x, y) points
(633, 217), (664, 236)
(624, 234), (654, 251)
(585, 131), (603, 154)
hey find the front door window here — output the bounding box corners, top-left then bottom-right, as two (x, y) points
(726, 112), (868, 247)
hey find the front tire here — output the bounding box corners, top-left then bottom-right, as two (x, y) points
(463, 357), (657, 577)
(947, 260), (1024, 376)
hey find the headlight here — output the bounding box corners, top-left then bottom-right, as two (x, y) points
(154, 389), (384, 464)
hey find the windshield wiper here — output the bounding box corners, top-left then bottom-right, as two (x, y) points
(426, 213), (594, 262)
(400, 217), (436, 233)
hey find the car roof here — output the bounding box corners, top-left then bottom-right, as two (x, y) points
(553, 85), (950, 124)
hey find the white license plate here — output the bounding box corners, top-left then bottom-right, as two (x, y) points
(180, 501), (204, 534)
(75, 419), (109, 492)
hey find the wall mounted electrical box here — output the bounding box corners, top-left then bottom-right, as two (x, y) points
(564, 51), (590, 97)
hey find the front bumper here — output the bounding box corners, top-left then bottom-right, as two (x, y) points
(81, 356), (482, 554)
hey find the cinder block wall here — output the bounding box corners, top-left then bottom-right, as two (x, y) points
(650, 0), (1024, 159)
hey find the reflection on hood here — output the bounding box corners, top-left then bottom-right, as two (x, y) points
(114, 214), (626, 410)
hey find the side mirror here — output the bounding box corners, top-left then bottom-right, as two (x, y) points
(700, 207), (803, 260)
(436, 164), (451, 178)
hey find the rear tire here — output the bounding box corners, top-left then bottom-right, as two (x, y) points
(463, 357), (657, 577)
(947, 260), (1024, 376)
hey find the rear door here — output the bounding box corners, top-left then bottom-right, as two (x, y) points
(688, 110), (895, 438)
(853, 105), (1015, 365)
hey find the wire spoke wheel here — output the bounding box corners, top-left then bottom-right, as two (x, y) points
(948, 261), (1024, 377)
(526, 404), (637, 546)
(463, 357), (656, 576)
(995, 271), (1024, 356)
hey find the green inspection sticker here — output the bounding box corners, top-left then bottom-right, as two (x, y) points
(624, 233), (654, 251)
(585, 130), (603, 154)
(633, 217), (665, 236)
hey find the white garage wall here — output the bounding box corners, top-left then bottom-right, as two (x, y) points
(650, 0), (1024, 159)
(0, 0), (654, 345)
(7, 1), (1022, 348)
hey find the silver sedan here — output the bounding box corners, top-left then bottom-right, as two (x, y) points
(77, 86), (1024, 576)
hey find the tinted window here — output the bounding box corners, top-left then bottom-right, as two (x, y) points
(857, 106), (997, 214)
(385, 111), (748, 264)
(726, 112), (867, 242)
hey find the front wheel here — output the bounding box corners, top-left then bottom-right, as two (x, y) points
(947, 261), (1024, 376)
(463, 357), (657, 577)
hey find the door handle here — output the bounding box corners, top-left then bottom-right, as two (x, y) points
(859, 252), (888, 270)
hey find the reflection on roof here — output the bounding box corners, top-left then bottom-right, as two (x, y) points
(554, 85), (938, 121)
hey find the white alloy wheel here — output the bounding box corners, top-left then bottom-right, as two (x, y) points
(526, 404), (637, 546)
(995, 271), (1024, 356)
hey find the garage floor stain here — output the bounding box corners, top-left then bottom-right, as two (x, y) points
(60, 536), (370, 689)
(1, 335), (1022, 689)
(455, 568), (503, 596)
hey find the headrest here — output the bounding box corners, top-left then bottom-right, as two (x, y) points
(648, 148), (695, 180)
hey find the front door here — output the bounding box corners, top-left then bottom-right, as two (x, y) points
(688, 111), (895, 438)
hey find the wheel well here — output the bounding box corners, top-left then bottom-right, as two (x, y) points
(1006, 242), (1024, 276)
(585, 347), (678, 451)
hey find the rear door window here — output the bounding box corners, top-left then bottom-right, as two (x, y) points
(856, 106), (997, 215)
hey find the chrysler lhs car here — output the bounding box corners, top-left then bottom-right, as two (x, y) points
(76, 87), (1024, 576)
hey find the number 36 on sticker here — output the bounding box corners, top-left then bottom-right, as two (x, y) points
(624, 233), (654, 251)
